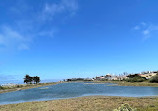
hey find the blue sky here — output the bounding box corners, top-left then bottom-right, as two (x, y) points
(0, 0), (158, 81)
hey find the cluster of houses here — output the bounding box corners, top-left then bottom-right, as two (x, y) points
(64, 71), (158, 82)
(93, 71), (158, 81)
(128, 71), (157, 79)
(94, 74), (127, 81)
(0, 83), (17, 87)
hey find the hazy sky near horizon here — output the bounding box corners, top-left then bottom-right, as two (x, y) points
(0, 0), (158, 81)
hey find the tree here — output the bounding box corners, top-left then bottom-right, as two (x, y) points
(33, 76), (40, 84)
(24, 75), (40, 84)
(24, 74), (31, 84)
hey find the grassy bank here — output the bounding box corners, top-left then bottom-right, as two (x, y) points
(0, 82), (58, 94)
(94, 81), (158, 87)
(0, 96), (158, 111)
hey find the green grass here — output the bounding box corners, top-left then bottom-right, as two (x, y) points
(0, 96), (158, 111)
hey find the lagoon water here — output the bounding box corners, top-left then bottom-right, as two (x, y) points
(1, 82), (158, 105)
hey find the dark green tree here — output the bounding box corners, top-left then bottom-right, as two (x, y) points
(24, 74), (30, 84)
(24, 75), (33, 84)
(33, 76), (40, 84)
(24, 75), (40, 84)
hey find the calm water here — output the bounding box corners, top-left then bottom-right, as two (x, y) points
(1, 82), (158, 105)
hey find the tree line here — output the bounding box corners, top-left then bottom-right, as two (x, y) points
(24, 74), (40, 84)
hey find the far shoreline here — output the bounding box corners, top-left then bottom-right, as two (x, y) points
(0, 82), (59, 94)
(65, 80), (158, 87)
(1, 81), (158, 94)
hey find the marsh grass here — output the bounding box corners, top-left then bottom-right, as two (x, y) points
(94, 81), (158, 87)
(0, 82), (57, 94)
(0, 96), (158, 111)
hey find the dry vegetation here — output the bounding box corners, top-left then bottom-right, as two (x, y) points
(94, 81), (158, 87)
(0, 82), (57, 94)
(0, 96), (158, 111)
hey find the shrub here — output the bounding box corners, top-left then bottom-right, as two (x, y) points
(149, 75), (158, 83)
(113, 103), (136, 111)
(0, 86), (4, 90)
(125, 77), (146, 82)
(16, 85), (23, 88)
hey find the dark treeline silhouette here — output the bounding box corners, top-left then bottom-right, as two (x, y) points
(66, 78), (92, 82)
(24, 74), (40, 84)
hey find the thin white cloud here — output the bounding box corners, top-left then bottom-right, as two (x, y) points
(142, 29), (150, 35)
(133, 22), (158, 40)
(134, 26), (140, 30)
(0, 25), (56, 51)
(0, 26), (30, 51)
(42, 0), (78, 21)
(38, 30), (55, 38)
(18, 43), (30, 50)
(141, 22), (146, 26)
(0, 0), (78, 52)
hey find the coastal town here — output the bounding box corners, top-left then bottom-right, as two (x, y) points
(65, 70), (158, 82)
(1, 70), (158, 111)
(1, 70), (158, 87)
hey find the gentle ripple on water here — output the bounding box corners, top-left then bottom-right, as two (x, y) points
(0, 82), (158, 105)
